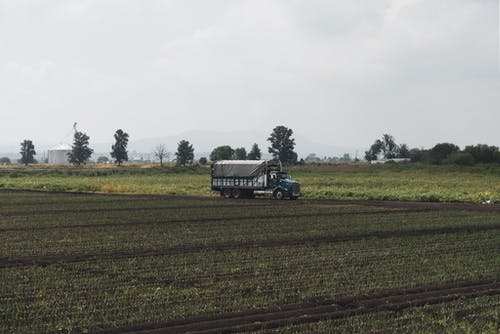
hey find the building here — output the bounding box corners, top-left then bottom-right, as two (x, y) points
(47, 143), (72, 164)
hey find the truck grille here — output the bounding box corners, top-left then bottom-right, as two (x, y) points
(292, 183), (300, 196)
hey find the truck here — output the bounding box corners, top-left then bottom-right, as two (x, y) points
(211, 160), (301, 200)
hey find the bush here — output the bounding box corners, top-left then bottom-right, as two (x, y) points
(210, 146), (234, 161)
(409, 149), (429, 163)
(430, 143), (460, 165)
(464, 144), (499, 164)
(446, 152), (474, 166)
(0, 157), (11, 164)
(97, 156), (109, 163)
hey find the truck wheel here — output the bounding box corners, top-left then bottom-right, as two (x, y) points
(222, 188), (232, 199)
(232, 188), (241, 199)
(274, 189), (284, 200)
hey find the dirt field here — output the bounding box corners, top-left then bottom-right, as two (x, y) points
(1, 190), (499, 333)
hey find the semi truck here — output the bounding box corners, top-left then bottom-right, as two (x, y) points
(211, 160), (301, 199)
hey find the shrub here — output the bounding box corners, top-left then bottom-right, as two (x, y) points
(97, 156), (109, 163)
(0, 157), (11, 164)
(446, 152), (474, 166)
(464, 144), (499, 164)
(430, 143), (460, 165)
(409, 149), (429, 163)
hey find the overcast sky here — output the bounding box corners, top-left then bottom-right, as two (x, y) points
(1, 0), (499, 152)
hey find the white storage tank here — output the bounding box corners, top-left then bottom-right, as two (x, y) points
(48, 143), (72, 164)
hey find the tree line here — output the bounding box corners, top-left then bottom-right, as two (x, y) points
(365, 134), (500, 165)
(11, 125), (300, 166)
(9, 129), (498, 167)
(17, 130), (118, 166)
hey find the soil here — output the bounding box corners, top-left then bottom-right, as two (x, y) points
(1, 188), (499, 213)
(1, 223), (498, 268)
(95, 279), (500, 334)
(2, 190), (498, 332)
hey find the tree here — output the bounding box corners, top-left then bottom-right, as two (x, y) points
(267, 126), (297, 165)
(446, 152), (474, 166)
(20, 140), (36, 166)
(365, 134), (409, 161)
(97, 156), (109, 163)
(153, 144), (169, 167)
(198, 157), (208, 165)
(340, 153), (352, 163)
(68, 131), (93, 166)
(111, 129), (129, 166)
(398, 144), (410, 159)
(305, 153), (321, 163)
(365, 139), (383, 161)
(381, 134), (399, 159)
(409, 148), (429, 163)
(247, 143), (262, 160)
(175, 140), (194, 166)
(0, 157), (11, 164)
(210, 145), (234, 161)
(430, 143), (459, 165)
(464, 144), (499, 164)
(234, 147), (247, 160)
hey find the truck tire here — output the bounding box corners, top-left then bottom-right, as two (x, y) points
(232, 188), (241, 199)
(274, 189), (284, 200)
(222, 188), (232, 199)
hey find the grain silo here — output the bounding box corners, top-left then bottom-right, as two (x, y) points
(48, 143), (72, 164)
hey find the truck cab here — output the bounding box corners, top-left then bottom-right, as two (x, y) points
(269, 171), (300, 200)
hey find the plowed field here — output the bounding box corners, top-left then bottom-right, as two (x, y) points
(1, 190), (498, 333)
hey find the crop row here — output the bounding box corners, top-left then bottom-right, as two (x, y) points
(257, 295), (500, 333)
(2, 230), (498, 333)
(0, 243), (496, 310)
(2, 191), (499, 332)
(1, 204), (498, 260)
(0, 197), (387, 228)
(0, 195), (275, 216)
(3, 233), (497, 299)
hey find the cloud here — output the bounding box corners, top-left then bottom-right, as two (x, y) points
(0, 0), (498, 151)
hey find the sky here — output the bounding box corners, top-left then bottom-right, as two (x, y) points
(0, 0), (499, 154)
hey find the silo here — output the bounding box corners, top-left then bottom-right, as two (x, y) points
(48, 143), (72, 164)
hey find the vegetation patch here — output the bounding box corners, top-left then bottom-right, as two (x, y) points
(0, 164), (499, 202)
(0, 191), (498, 333)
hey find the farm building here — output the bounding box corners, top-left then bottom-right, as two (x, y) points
(48, 143), (72, 164)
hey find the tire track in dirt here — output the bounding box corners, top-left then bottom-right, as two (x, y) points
(94, 279), (500, 334)
(0, 204), (276, 217)
(1, 189), (498, 213)
(304, 199), (500, 213)
(1, 223), (498, 268)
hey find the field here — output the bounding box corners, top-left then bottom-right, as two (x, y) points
(0, 163), (499, 202)
(1, 190), (499, 333)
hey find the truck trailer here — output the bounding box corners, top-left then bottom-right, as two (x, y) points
(211, 160), (301, 199)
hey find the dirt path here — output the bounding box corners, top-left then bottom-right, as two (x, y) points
(95, 279), (500, 334)
(1, 189), (498, 213)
